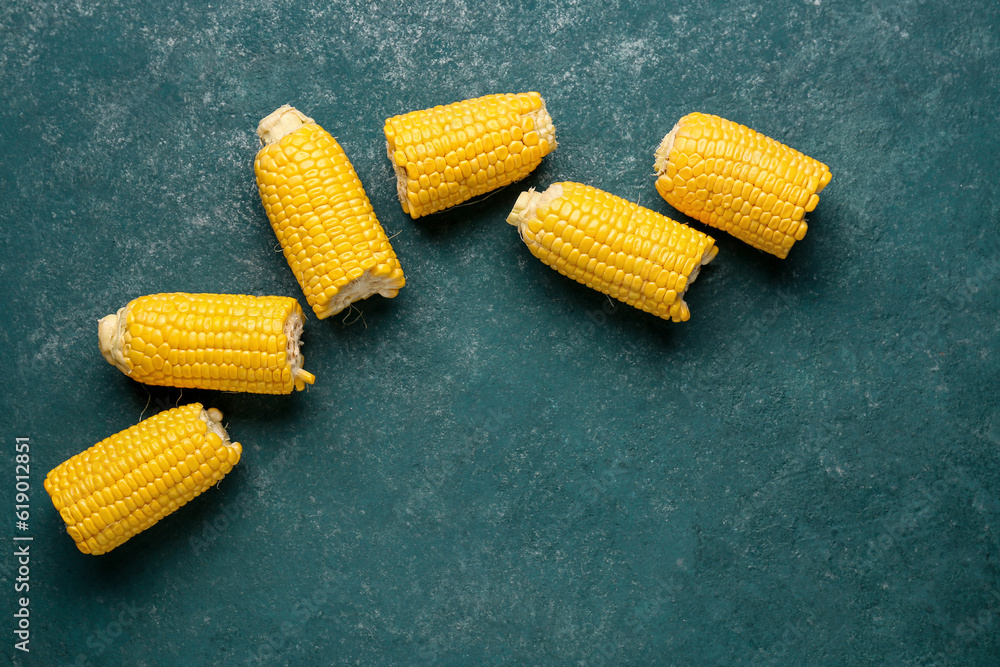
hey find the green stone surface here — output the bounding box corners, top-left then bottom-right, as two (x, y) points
(2, 1), (998, 664)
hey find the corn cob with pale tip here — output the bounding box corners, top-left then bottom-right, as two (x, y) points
(98, 293), (315, 394)
(507, 182), (717, 322)
(385, 92), (557, 219)
(45, 403), (242, 555)
(255, 105), (405, 318)
(654, 112), (832, 259)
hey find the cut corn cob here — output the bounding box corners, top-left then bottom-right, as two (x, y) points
(98, 293), (315, 394)
(255, 105), (405, 318)
(385, 92), (557, 219)
(45, 403), (242, 555)
(654, 112), (832, 259)
(507, 182), (717, 322)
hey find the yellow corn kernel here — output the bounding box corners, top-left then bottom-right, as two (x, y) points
(384, 92), (557, 219)
(98, 293), (315, 394)
(507, 182), (717, 322)
(44, 404), (242, 555)
(654, 112), (831, 259)
(255, 105), (405, 318)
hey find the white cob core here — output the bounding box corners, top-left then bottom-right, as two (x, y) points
(257, 105), (314, 146)
(283, 309), (309, 383)
(200, 407), (239, 455)
(98, 308), (130, 374)
(653, 120), (681, 176)
(506, 183), (564, 230)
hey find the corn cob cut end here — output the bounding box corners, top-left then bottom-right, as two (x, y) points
(283, 307), (315, 390)
(199, 406), (242, 460)
(257, 105), (314, 147)
(652, 120), (681, 176)
(314, 270), (405, 319)
(98, 308), (129, 374)
(526, 99), (557, 151)
(388, 147), (406, 216)
(506, 184), (562, 231)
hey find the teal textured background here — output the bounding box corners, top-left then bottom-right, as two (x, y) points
(2, 0), (999, 664)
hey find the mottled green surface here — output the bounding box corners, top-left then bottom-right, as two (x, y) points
(1, 1), (999, 665)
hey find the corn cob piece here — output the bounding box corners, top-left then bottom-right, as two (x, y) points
(507, 182), (717, 322)
(654, 112), (832, 259)
(45, 403), (241, 555)
(98, 293), (315, 394)
(384, 92), (557, 219)
(255, 105), (405, 318)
